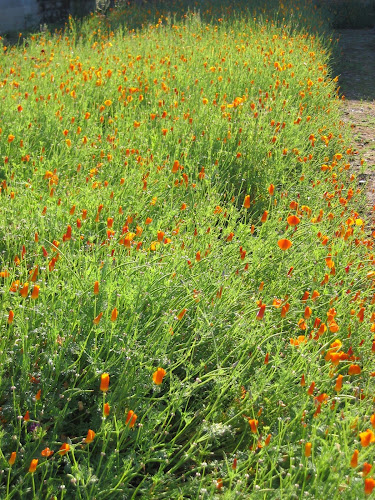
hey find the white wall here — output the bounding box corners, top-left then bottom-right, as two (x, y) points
(0, 0), (40, 34)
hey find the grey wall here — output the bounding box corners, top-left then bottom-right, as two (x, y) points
(0, 0), (97, 35)
(0, 0), (40, 33)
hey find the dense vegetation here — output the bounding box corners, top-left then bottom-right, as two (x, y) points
(1, 0), (374, 497)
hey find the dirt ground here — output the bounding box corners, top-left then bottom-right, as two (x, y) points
(335, 28), (375, 225)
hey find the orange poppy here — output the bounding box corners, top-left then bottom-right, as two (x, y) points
(278, 239), (292, 251)
(59, 443), (70, 455)
(8, 452), (16, 466)
(334, 374), (343, 392)
(110, 308), (118, 322)
(243, 195), (250, 209)
(177, 308), (187, 320)
(85, 429), (96, 444)
(248, 419), (258, 433)
(41, 447), (54, 457)
(152, 367), (167, 385)
(29, 459), (38, 473)
(100, 373), (110, 392)
(350, 449), (358, 467)
(104, 403), (110, 417)
(365, 478), (375, 495)
(360, 429), (375, 447)
(125, 410), (138, 428)
(287, 215), (300, 226)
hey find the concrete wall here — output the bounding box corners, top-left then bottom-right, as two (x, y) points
(0, 0), (40, 34)
(0, 0), (96, 35)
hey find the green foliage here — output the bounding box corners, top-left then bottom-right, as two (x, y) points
(0, 0), (373, 498)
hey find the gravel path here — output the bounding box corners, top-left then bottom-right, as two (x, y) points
(335, 28), (375, 226)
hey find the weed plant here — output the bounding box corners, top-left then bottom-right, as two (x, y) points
(0, 0), (374, 498)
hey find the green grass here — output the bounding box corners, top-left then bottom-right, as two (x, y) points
(0, 0), (374, 498)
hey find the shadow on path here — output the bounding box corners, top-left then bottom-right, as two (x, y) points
(334, 28), (375, 101)
(334, 29), (375, 227)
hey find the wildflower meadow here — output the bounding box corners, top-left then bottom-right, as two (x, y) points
(0, 0), (375, 497)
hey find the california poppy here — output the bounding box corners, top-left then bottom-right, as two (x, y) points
(177, 308), (187, 320)
(350, 449), (358, 467)
(278, 239), (292, 251)
(334, 374), (343, 392)
(360, 429), (375, 447)
(9, 452), (16, 466)
(41, 447), (54, 457)
(248, 419), (258, 433)
(287, 215), (300, 226)
(29, 459), (38, 473)
(152, 367), (166, 385)
(304, 442), (312, 457)
(243, 195), (250, 209)
(85, 429), (96, 444)
(100, 373), (110, 392)
(104, 403), (110, 417)
(365, 478), (375, 495)
(110, 308), (118, 322)
(59, 443), (70, 455)
(8, 310), (14, 324)
(125, 410), (138, 428)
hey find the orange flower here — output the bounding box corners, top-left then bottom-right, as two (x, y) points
(125, 410), (138, 428)
(59, 443), (70, 455)
(248, 419), (258, 433)
(41, 447), (54, 457)
(31, 285), (39, 300)
(152, 367), (167, 385)
(304, 442), (312, 457)
(350, 449), (359, 467)
(104, 99), (112, 107)
(268, 184), (274, 196)
(365, 478), (375, 495)
(104, 403), (110, 417)
(35, 389), (41, 400)
(100, 373), (110, 392)
(24, 410), (30, 422)
(110, 307), (118, 322)
(363, 463), (373, 477)
(8, 134), (15, 143)
(371, 414), (375, 428)
(287, 215), (301, 226)
(8, 452), (16, 466)
(304, 307), (312, 319)
(8, 310), (14, 324)
(334, 374), (343, 392)
(243, 195), (250, 209)
(360, 429), (375, 447)
(94, 281), (99, 295)
(29, 459), (38, 473)
(256, 304), (266, 321)
(348, 364), (361, 376)
(278, 239), (292, 251)
(93, 312), (103, 325)
(145, 217), (152, 225)
(85, 429), (96, 444)
(177, 308), (187, 320)
(307, 382), (315, 396)
(261, 210), (268, 223)
(19, 282), (29, 298)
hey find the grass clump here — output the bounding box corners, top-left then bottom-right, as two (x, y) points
(0, 0), (374, 498)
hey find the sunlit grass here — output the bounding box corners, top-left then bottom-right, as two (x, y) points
(0, 0), (374, 498)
